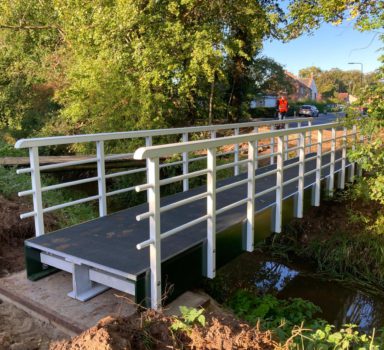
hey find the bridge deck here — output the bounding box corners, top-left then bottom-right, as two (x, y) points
(26, 151), (346, 282)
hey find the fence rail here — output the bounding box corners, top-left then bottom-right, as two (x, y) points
(15, 118), (311, 237)
(133, 121), (358, 309)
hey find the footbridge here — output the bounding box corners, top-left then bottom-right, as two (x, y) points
(15, 118), (360, 309)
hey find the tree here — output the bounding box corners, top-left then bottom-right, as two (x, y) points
(0, 0), (287, 141)
(288, 0), (384, 227)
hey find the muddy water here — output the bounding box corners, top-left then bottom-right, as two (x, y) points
(217, 253), (384, 332)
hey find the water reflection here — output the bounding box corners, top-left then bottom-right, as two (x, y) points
(217, 253), (384, 332)
(254, 261), (299, 293)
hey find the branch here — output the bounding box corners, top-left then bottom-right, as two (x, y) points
(0, 24), (66, 42)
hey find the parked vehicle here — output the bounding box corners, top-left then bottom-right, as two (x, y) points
(298, 105), (319, 118)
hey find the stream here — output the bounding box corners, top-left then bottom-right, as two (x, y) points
(215, 252), (384, 333)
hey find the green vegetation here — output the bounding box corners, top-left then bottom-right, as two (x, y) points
(227, 291), (382, 348)
(0, 0), (292, 143)
(0, 166), (96, 230)
(170, 306), (206, 333)
(228, 290), (321, 329)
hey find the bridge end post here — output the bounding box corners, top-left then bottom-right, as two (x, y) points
(29, 146), (45, 236)
(147, 157), (162, 310)
(206, 147), (217, 279)
(245, 141), (256, 251)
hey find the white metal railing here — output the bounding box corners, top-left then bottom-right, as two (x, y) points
(15, 118), (311, 237)
(133, 121), (359, 309)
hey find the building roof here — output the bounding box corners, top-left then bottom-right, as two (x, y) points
(285, 71), (312, 89)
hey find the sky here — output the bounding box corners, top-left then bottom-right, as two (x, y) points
(262, 21), (382, 76)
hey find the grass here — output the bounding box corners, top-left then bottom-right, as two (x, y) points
(0, 166), (96, 230)
(261, 185), (384, 296)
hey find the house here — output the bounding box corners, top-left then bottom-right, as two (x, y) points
(338, 93), (358, 104)
(285, 71), (319, 101)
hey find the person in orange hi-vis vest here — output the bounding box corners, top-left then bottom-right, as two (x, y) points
(277, 95), (288, 120)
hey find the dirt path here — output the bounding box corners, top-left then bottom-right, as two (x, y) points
(0, 299), (67, 350)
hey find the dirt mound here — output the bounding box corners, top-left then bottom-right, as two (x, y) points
(0, 195), (56, 276)
(50, 310), (278, 350)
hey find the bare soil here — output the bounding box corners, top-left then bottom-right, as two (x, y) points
(0, 299), (67, 350)
(0, 195), (57, 277)
(51, 309), (278, 350)
(288, 192), (382, 244)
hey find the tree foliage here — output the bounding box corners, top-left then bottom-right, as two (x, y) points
(298, 66), (374, 100)
(0, 0), (287, 139)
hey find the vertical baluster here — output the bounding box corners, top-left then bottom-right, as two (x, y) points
(246, 140), (256, 252)
(270, 124), (275, 165)
(29, 147), (44, 236)
(348, 125), (356, 182)
(96, 141), (107, 217)
(338, 127), (347, 189)
(253, 126), (258, 170)
(234, 128), (240, 176)
(284, 123), (289, 161)
(296, 122), (302, 158)
(272, 136), (283, 233)
(327, 127), (336, 197)
(312, 129), (322, 206)
(147, 157), (161, 310)
(182, 133), (189, 191)
(357, 126), (363, 177)
(307, 120), (313, 154)
(146, 136), (152, 199)
(294, 132), (305, 218)
(206, 147), (217, 278)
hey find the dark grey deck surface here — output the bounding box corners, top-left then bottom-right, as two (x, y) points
(26, 151), (346, 278)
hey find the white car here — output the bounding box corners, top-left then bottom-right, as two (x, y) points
(298, 105), (319, 118)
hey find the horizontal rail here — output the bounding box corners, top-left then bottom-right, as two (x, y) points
(105, 167), (146, 179)
(216, 158), (249, 171)
(136, 214), (210, 249)
(40, 157), (98, 171)
(106, 186), (136, 197)
(15, 118), (312, 149)
(104, 153), (134, 161)
(43, 195), (100, 213)
(216, 178), (249, 193)
(133, 122), (339, 160)
(161, 214), (209, 240)
(19, 176), (100, 197)
(284, 161), (300, 170)
(136, 191), (208, 221)
(216, 198), (248, 215)
(283, 175), (299, 186)
(255, 168), (278, 180)
(159, 168), (208, 186)
(255, 185), (278, 199)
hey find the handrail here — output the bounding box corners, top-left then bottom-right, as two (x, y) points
(15, 117), (311, 148)
(134, 122), (339, 159)
(131, 120), (358, 309)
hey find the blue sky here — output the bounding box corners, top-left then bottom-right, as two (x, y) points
(262, 21), (382, 75)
